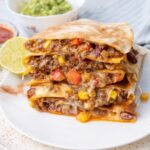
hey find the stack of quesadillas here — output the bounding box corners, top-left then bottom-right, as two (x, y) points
(24, 19), (145, 122)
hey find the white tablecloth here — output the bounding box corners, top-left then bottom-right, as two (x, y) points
(0, 0), (150, 149)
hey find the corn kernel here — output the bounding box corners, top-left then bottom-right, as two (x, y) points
(43, 40), (51, 48)
(76, 112), (91, 122)
(78, 90), (89, 100)
(140, 92), (149, 102)
(83, 72), (90, 82)
(58, 56), (65, 66)
(109, 90), (118, 100)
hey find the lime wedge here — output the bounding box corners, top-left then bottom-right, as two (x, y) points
(0, 37), (27, 74)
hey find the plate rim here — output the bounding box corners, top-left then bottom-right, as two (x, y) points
(1, 106), (150, 150)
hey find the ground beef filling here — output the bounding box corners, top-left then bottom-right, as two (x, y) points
(32, 97), (110, 117)
(30, 95), (133, 120)
(27, 87), (128, 108)
(28, 55), (117, 74)
(29, 70), (124, 88)
(26, 48), (138, 81)
(27, 55), (124, 86)
(25, 39), (123, 58)
(28, 55), (111, 77)
(33, 98), (78, 115)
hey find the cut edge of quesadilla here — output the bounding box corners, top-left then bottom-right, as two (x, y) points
(26, 69), (125, 88)
(27, 82), (135, 107)
(24, 19), (133, 59)
(28, 91), (136, 122)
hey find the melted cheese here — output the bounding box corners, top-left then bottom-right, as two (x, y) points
(30, 83), (72, 101)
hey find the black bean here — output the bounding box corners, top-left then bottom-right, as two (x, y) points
(120, 111), (133, 120)
(91, 43), (96, 49)
(127, 52), (137, 64)
(43, 102), (49, 108)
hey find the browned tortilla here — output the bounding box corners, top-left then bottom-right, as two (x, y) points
(29, 19), (133, 54)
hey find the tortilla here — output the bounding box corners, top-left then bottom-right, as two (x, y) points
(28, 82), (136, 122)
(24, 19), (133, 55)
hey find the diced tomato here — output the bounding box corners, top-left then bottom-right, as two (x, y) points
(71, 38), (82, 45)
(51, 69), (65, 82)
(67, 69), (81, 85)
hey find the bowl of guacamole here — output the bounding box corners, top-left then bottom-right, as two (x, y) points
(6, 0), (85, 36)
(20, 0), (72, 16)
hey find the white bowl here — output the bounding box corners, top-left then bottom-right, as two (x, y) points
(6, 0), (85, 36)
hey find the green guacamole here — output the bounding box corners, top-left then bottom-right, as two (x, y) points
(20, 0), (72, 16)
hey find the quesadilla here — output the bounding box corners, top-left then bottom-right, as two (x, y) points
(27, 82), (136, 122)
(24, 46), (142, 87)
(24, 19), (146, 122)
(24, 19), (133, 63)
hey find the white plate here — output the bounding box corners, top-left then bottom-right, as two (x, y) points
(0, 51), (150, 150)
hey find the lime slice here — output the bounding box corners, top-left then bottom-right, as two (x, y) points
(0, 37), (27, 74)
